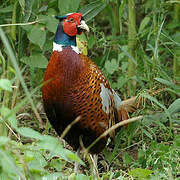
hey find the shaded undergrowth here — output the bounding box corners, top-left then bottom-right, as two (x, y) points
(0, 0), (180, 179)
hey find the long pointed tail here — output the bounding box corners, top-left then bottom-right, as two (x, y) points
(117, 87), (165, 123)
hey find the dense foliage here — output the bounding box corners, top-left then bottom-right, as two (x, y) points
(0, 0), (180, 179)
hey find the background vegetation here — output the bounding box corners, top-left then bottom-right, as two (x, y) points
(0, 0), (180, 179)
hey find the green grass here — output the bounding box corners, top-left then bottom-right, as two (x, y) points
(0, 0), (180, 179)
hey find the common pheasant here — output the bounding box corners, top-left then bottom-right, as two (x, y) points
(42, 13), (129, 154)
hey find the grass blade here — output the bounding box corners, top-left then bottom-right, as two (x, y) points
(0, 27), (43, 126)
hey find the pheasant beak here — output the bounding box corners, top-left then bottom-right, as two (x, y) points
(78, 20), (89, 32)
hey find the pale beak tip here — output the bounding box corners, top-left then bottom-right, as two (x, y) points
(78, 20), (89, 32)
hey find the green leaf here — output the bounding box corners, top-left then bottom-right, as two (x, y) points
(39, 15), (58, 33)
(18, 0), (25, 10)
(0, 5), (13, 13)
(46, 16), (59, 33)
(174, 135), (180, 148)
(0, 79), (12, 92)
(20, 54), (48, 68)
(0, 136), (9, 146)
(37, 135), (68, 160)
(142, 94), (170, 115)
(47, 8), (57, 16)
(17, 127), (44, 140)
(21, 24), (33, 32)
(123, 152), (133, 166)
(0, 107), (17, 129)
(80, 1), (107, 22)
(42, 173), (64, 179)
(27, 26), (46, 48)
(22, 0), (34, 23)
(88, 36), (96, 49)
(118, 45), (137, 65)
(168, 98), (180, 114)
(129, 168), (154, 179)
(37, 135), (61, 151)
(120, 61), (128, 72)
(38, 135), (84, 165)
(155, 77), (180, 90)
(105, 58), (119, 75)
(66, 151), (85, 165)
(23, 150), (35, 162)
(154, 77), (173, 86)
(28, 160), (45, 173)
(27, 152), (47, 173)
(138, 16), (150, 33)
(72, 173), (88, 180)
(142, 128), (153, 139)
(117, 76), (128, 88)
(58, 0), (81, 15)
(0, 150), (23, 179)
(49, 159), (62, 171)
(138, 149), (146, 161)
(166, 88), (180, 96)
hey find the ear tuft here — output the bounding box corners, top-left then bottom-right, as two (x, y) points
(55, 15), (67, 21)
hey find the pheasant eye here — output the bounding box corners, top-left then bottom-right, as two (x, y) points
(69, 18), (74, 22)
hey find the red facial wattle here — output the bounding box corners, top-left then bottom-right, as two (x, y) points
(63, 13), (83, 37)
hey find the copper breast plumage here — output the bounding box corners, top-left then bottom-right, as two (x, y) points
(42, 46), (121, 154)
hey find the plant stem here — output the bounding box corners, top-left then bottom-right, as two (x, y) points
(119, 0), (126, 33)
(173, 3), (180, 82)
(0, 123), (8, 136)
(111, 1), (120, 37)
(128, 0), (137, 96)
(11, 0), (18, 41)
(0, 50), (6, 73)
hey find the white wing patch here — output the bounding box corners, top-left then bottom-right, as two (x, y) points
(112, 89), (122, 109)
(100, 83), (112, 114)
(53, 42), (81, 54)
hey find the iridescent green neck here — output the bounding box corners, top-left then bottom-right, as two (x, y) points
(54, 22), (76, 46)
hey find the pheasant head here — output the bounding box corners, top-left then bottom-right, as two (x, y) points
(54, 13), (89, 47)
